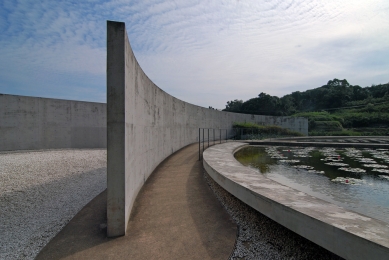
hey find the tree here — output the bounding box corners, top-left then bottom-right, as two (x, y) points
(224, 99), (243, 112)
(222, 78), (388, 116)
(327, 78), (350, 88)
(280, 95), (296, 115)
(239, 93), (282, 116)
(351, 85), (370, 101)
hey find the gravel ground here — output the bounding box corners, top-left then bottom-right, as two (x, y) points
(0, 149), (107, 260)
(203, 171), (344, 260)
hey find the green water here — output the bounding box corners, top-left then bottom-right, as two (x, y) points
(235, 146), (389, 224)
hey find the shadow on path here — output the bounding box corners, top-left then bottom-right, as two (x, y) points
(36, 143), (236, 260)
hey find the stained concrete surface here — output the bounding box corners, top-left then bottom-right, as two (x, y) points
(36, 143), (236, 260)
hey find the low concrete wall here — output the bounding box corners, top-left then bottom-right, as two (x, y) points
(106, 21), (308, 236)
(249, 140), (389, 149)
(203, 142), (389, 260)
(0, 94), (106, 151)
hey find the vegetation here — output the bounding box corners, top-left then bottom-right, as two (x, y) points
(224, 79), (389, 136)
(232, 122), (303, 140)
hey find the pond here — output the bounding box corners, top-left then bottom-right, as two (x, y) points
(234, 146), (389, 224)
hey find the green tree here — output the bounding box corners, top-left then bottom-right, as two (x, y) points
(223, 99), (243, 112)
(279, 95), (296, 115)
(240, 92), (282, 115)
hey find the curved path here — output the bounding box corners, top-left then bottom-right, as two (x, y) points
(36, 143), (237, 259)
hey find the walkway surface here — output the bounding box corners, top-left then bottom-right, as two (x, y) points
(36, 143), (237, 260)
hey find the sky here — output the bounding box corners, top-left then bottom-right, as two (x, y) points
(0, 0), (388, 109)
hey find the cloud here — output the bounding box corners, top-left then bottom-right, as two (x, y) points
(0, 0), (388, 109)
(0, 0), (107, 102)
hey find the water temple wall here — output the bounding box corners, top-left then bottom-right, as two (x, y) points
(0, 21), (307, 238)
(3, 20), (388, 259)
(0, 94), (106, 151)
(105, 21), (307, 236)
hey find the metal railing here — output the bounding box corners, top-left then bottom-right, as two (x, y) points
(231, 127), (296, 141)
(198, 128), (228, 160)
(198, 127), (299, 160)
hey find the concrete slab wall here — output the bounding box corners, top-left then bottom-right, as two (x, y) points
(0, 94), (106, 151)
(203, 142), (389, 260)
(106, 21), (308, 236)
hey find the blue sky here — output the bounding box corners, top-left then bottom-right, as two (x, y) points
(1, 0), (388, 109)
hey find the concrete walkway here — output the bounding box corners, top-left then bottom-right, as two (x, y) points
(36, 143), (237, 260)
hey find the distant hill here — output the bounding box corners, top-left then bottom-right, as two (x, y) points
(223, 79), (389, 135)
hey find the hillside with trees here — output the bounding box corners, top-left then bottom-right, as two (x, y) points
(223, 79), (389, 135)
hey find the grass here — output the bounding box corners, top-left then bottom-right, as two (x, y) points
(309, 130), (362, 136)
(232, 122), (304, 140)
(309, 128), (389, 136)
(293, 108), (389, 136)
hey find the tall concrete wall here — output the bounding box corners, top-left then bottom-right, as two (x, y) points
(106, 21), (308, 236)
(0, 94), (106, 151)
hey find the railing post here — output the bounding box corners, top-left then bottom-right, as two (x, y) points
(226, 129), (227, 142)
(220, 129), (221, 144)
(203, 128), (205, 153)
(208, 128), (210, 148)
(213, 129), (215, 146)
(199, 128), (200, 160)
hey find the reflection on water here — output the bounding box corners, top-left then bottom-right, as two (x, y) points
(235, 146), (389, 224)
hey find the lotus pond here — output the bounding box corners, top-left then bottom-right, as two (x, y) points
(235, 146), (389, 224)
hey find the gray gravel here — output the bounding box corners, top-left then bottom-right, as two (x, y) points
(0, 149), (107, 260)
(203, 171), (343, 260)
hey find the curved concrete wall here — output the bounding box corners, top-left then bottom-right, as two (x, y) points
(0, 94), (106, 151)
(203, 142), (389, 260)
(106, 21), (308, 236)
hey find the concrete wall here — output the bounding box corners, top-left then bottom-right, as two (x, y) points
(0, 94), (106, 151)
(203, 142), (389, 260)
(106, 21), (308, 236)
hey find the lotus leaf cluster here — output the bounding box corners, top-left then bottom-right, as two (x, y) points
(331, 177), (364, 185)
(338, 167), (366, 173)
(325, 162), (349, 167)
(307, 169), (325, 174)
(279, 159), (300, 163)
(292, 165), (314, 170)
(265, 147), (287, 159)
(372, 168), (389, 174)
(379, 175), (389, 180)
(362, 164), (388, 168)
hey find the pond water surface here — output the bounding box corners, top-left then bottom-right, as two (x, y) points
(235, 146), (389, 224)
